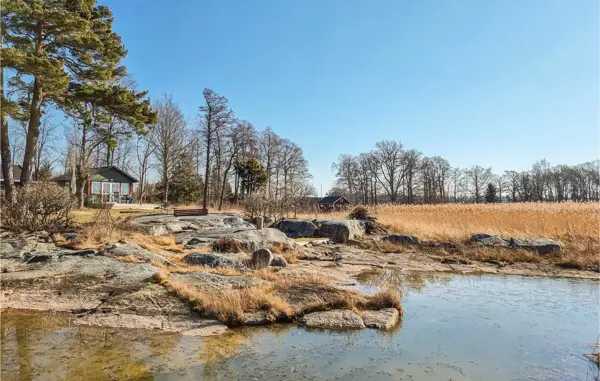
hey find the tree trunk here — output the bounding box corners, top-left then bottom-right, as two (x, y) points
(75, 163), (86, 208)
(21, 76), (44, 186)
(0, 68), (15, 202)
(218, 163), (233, 211)
(202, 129), (211, 209)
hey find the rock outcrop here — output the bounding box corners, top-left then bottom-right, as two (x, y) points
(171, 272), (267, 291)
(107, 243), (175, 266)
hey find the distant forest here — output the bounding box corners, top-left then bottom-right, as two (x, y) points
(330, 141), (600, 204)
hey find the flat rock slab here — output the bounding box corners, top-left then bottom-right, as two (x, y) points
(1, 255), (158, 311)
(171, 272), (268, 291)
(361, 308), (400, 330)
(299, 309), (365, 329)
(107, 243), (175, 266)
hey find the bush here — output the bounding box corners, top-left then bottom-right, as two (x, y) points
(1, 182), (77, 232)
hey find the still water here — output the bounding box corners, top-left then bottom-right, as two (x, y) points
(1, 275), (598, 381)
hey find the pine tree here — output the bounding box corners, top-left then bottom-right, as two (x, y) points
(484, 183), (498, 203)
(2, 0), (155, 185)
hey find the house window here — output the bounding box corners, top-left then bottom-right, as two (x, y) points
(91, 181), (101, 194)
(121, 183), (130, 195)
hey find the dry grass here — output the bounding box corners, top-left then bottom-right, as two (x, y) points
(300, 202), (600, 240)
(153, 264), (402, 326)
(298, 202), (600, 271)
(70, 207), (164, 224)
(154, 269), (293, 325)
(270, 243), (302, 264)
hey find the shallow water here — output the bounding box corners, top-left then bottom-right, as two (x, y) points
(2, 275), (598, 381)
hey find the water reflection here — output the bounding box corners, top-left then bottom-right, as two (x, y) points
(356, 268), (453, 293)
(2, 275), (598, 381)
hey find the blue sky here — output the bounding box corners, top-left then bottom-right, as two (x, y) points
(104, 0), (599, 193)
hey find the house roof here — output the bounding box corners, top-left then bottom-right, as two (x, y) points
(0, 165), (22, 183)
(55, 166), (138, 183)
(306, 197), (322, 203)
(317, 195), (351, 205)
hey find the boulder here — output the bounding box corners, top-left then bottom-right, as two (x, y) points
(270, 254), (288, 267)
(299, 309), (365, 329)
(470, 234), (509, 247)
(315, 220), (367, 243)
(227, 228), (295, 252)
(252, 248), (273, 269)
(361, 308), (400, 330)
(171, 272), (267, 291)
(509, 237), (561, 254)
(275, 219), (317, 238)
(382, 234), (421, 246)
(182, 253), (248, 269)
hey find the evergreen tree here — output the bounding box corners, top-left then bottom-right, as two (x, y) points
(2, 0), (155, 185)
(235, 158), (267, 197)
(484, 183), (498, 203)
(161, 156), (203, 204)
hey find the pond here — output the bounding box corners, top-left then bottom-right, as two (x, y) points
(2, 274), (598, 381)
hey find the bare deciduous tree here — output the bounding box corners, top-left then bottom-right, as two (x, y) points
(150, 94), (188, 204)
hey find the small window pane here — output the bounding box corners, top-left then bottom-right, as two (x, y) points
(121, 183), (130, 195)
(92, 182), (101, 194)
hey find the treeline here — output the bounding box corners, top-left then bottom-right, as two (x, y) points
(134, 91), (313, 209)
(332, 140), (600, 204)
(0, 1), (313, 210)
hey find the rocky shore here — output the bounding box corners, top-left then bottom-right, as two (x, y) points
(1, 213), (596, 336)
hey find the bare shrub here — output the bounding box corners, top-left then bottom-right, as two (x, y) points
(348, 206), (371, 220)
(1, 182), (76, 232)
(212, 237), (243, 253)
